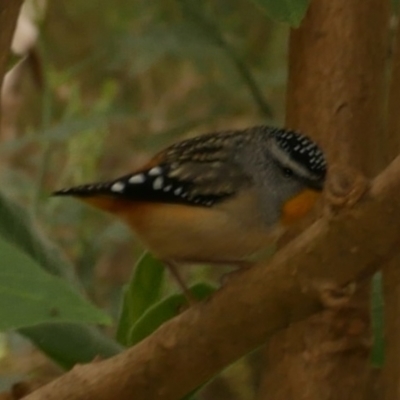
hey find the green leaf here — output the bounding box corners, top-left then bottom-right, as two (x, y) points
(0, 237), (111, 331)
(0, 191), (122, 366)
(19, 323), (123, 369)
(128, 283), (216, 346)
(116, 252), (165, 345)
(371, 272), (384, 367)
(249, 0), (311, 26)
(0, 191), (81, 286)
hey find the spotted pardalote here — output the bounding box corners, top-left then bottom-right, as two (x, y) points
(54, 125), (327, 298)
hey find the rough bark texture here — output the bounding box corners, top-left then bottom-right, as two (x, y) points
(258, 1), (389, 399)
(381, 15), (400, 400)
(0, 0), (23, 109)
(382, 256), (400, 400)
(286, 0), (388, 176)
(21, 157), (400, 400)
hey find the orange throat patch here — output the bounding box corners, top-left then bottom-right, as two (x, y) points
(281, 189), (321, 225)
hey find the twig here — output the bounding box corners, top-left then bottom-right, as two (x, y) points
(180, 1), (273, 118)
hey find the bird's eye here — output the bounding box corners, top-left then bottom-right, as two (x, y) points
(282, 167), (293, 178)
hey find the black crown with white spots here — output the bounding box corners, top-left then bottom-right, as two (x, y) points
(269, 127), (327, 182)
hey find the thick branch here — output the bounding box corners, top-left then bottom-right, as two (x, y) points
(286, 0), (388, 176)
(261, 1), (389, 398)
(22, 155), (400, 400)
(381, 8), (400, 400)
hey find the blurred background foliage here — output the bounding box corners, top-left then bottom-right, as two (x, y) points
(0, 0), (395, 397)
(3, 0), (289, 316)
(0, 0), (301, 398)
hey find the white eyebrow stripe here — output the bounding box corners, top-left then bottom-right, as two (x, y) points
(269, 141), (317, 179)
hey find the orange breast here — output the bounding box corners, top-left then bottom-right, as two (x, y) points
(281, 189), (320, 225)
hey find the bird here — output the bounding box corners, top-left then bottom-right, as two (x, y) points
(53, 125), (327, 300)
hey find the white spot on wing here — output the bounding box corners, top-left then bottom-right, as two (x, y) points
(111, 182), (125, 193)
(174, 187), (182, 195)
(148, 166), (162, 176)
(153, 177), (164, 190)
(129, 174), (145, 184)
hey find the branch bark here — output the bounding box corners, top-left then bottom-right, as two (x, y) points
(286, 0), (388, 176)
(257, 1), (389, 399)
(22, 156), (400, 400)
(381, 12), (400, 400)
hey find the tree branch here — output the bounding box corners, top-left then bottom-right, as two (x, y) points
(22, 155), (400, 400)
(259, 2), (389, 398)
(381, 8), (400, 399)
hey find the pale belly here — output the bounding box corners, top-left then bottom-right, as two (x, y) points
(119, 191), (280, 263)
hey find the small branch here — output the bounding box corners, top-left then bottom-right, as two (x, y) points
(23, 156), (400, 400)
(220, 43), (273, 118)
(180, 1), (273, 118)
